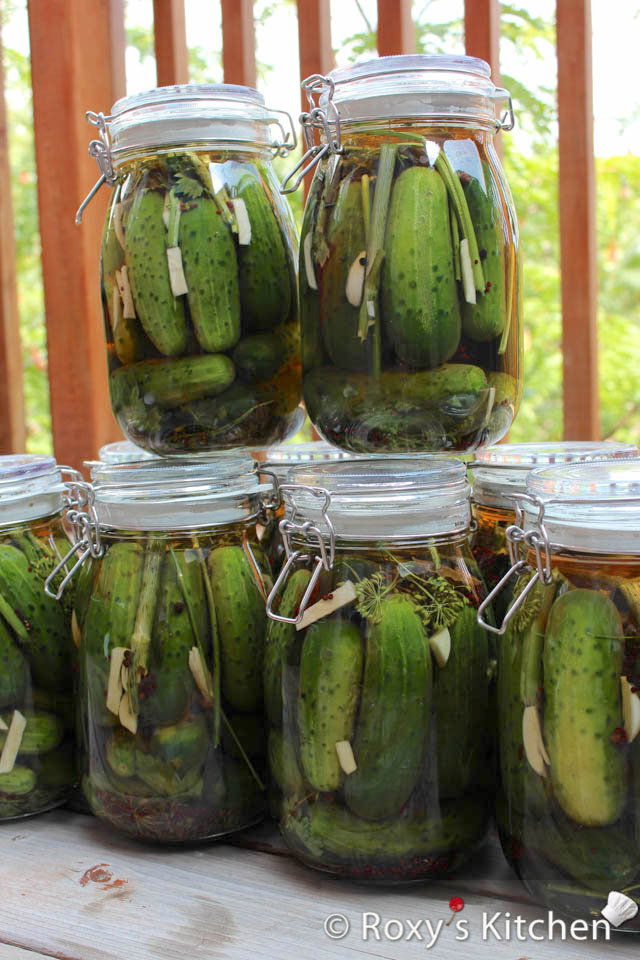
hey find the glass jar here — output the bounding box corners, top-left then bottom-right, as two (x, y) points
(494, 460), (640, 930)
(98, 440), (156, 464)
(471, 441), (638, 622)
(83, 85), (301, 455)
(258, 440), (354, 574)
(288, 55), (521, 454)
(0, 456), (75, 818)
(265, 458), (492, 882)
(68, 455), (272, 843)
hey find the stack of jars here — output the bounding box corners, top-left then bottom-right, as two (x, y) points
(6, 54), (638, 931)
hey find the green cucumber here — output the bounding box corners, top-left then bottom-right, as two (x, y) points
(268, 728), (308, 799)
(103, 273), (147, 365)
(299, 170), (326, 372)
(110, 354), (235, 410)
(0, 543), (71, 692)
(263, 569), (312, 728)
(208, 545), (266, 712)
(298, 619), (363, 793)
(0, 765), (36, 796)
(435, 604), (489, 798)
(345, 596), (430, 820)
(151, 715), (209, 773)
(0, 711), (64, 755)
(382, 166), (461, 369)
(528, 813), (639, 891)
(0, 619), (28, 709)
(232, 170), (293, 331)
(461, 169), (507, 342)
(232, 331), (288, 383)
(106, 730), (138, 778)
(124, 189), (188, 356)
(544, 589), (627, 826)
(320, 179), (372, 372)
(179, 196), (241, 352)
(285, 794), (488, 866)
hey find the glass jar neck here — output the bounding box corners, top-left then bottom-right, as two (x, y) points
(291, 529), (471, 556)
(113, 141), (273, 173)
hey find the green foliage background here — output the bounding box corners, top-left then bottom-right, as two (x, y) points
(2, 0), (639, 453)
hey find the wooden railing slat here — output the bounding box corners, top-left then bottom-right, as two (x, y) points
(109, 0), (127, 102)
(464, 0), (501, 80)
(0, 23), (26, 453)
(221, 0), (256, 88)
(27, 0), (126, 469)
(557, 0), (599, 439)
(377, 0), (414, 56)
(153, 0), (189, 87)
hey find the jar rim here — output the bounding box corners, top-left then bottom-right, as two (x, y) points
(0, 454), (65, 524)
(111, 84), (266, 118)
(329, 54), (492, 86)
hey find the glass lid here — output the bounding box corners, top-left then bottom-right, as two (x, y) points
(260, 440), (354, 477)
(92, 453), (267, 530)
(523, 459), (640, 554)
(322, 54), (510, 126)
(94, 440), (156, 467)
(0, 455), (66, 524)
(472, 440), (638, 510)
(283, 457), (470, 540)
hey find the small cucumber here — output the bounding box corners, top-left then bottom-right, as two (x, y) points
(434, 604), (489, 798)
(0, 618), (29, 709)
(0, 711), (64, 755)
(320, 179), (372, 372)
(298, 619), (363, 793)
(208, 545), (267, 713)
(299, 170), (326, 372)
(544, 589), (627, 826)
(285, 794), (488, 868)
(124, 189), (188, 356)
(232, 170), (293, 332)
(110, 354), (236, 409)
(151, 715), (209, 773)
(106, 729), (138, 778)
(179, 196), (241, 352)
(382, 166), (461, 369)
(461, 168), (507, 342)
(103, 273), (148, 365)
(232, 330), (289, 383)
(263, 569), (312, 728)
(268, 728), (308, 800)
(0, 765), (36, 796)
(345, 596), (430, 820)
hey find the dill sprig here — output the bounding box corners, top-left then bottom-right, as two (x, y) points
(353, 572), (397, 623)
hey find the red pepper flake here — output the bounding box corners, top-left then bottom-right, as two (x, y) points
(610, 726), (628, 745)
(474, 258), (479, 264)
(321, 593), (334, 602)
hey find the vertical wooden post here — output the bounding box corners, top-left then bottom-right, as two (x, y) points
(0, 23), (26, 453)
(557, 0), (599, 439)
(297, 0), (333, 111)
(28, 0), (126, 468)
(221, 0), (257, 88)
(110, 0), (127, 101)
(153, 0), (189, 86)
(377, 0), (414, 56)
(464, 0), (501, 81)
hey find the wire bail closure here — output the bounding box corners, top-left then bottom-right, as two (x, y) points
(44, 480), (104, 600)
(266, 483), (335, 624)
(281, 74), (343, 194)
(76, 111), (116, 224)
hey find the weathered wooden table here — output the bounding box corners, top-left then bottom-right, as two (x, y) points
(0, 811), (633, 959)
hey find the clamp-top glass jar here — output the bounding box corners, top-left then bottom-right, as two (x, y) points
(0, 456), (76, 818)
(265, 458), (492, 882)
(82, 85), (301, 456)
(471, 441), (638, 621)
(491, 460), (640, 930)
(58, 454), (272, 843)
(285, 55), (521, 454)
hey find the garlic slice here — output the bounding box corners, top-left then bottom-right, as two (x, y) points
(460, 239), (476, 305)
(429, 626), (451, 668)
(335, 740), (357, 775)
(166, 247), (189, 297)
(522, 704), (550, 777)
(0, 710), (27, 774)
(295, 581), (357, 632)
(345, 250), (366, 307)
(115, 266), (136, 319)
(118, 676), (138, 735)
(112, 202), (126, 248)
(303, 233), (317, 290)
(234, 198), (251, 245)
(189, 647), (213, 706)
(71, 610), (82, 650)
(621, 675), (640, 743)
(0, 717), (7, 732)
(111, 281), (123, 332)
(105, 647), (128, 717)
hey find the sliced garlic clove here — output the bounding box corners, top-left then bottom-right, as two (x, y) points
(234, 197), (251, 245)
(429, 626), (451, 668)
(0, 710), (27, 774)
(118, 675), (138, 735)
(345, 250), (367, 307)
(621, 675), (640, 743)
(460, 239), (476, 305)
(105, 647), (128, 717)
(295, 581), (357, 632)
(522, 704), (550, 777)
(189, 647), (214, 705)
(303, 233), (317, 290)
(166, 247), (189, 297)
(335, 740), (357, 775)
(115, 266), (136, 319)
(71, 610), (82, 650)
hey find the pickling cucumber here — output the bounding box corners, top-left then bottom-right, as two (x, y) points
(110, 354), (236, 410)
(0, 711), (64, 755)
(0, 619), (28, 709)
(461, 168), (507, 342)
(382, 166), (461, 369)
(264, 569), (312, 728)
(345, 596), (430, 820)
(124, 189), (188, 356)
(544, 589), (627, 826)
(298, 619), (363, 793)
